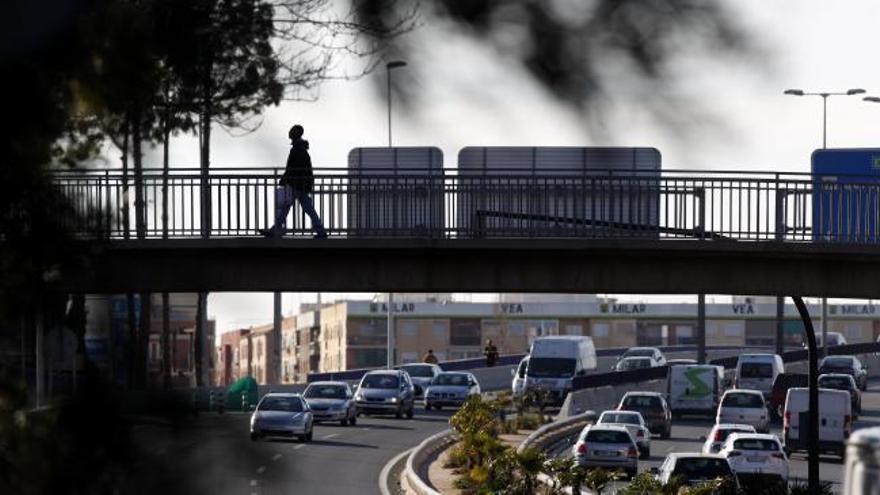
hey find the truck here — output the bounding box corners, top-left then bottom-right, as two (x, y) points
(524, 336), (596, 405)
(667, 364), (725, 417)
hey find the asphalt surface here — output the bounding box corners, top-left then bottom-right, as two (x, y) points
(547, 379), (880, 492)
(121, 408), (454, 495)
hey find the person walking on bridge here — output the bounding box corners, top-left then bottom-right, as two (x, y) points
(260, 124), (326, 238)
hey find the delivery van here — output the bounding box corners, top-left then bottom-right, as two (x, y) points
(783, 387), (851, 459)
(525, 336), (596, 404)
(667, 364), (725, 417)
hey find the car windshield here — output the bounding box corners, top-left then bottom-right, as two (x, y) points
(732, 438), (780, 451)
(258, 396), (304, 412)
(433, 373), (469, 386)
(585, 429), (632, 444)
(623, 395), (662, 409)
(600, 413), (640, 425)
(672, 458), (733, 478)
(361, 374), (399, 389)
(617, 358), (651, 370)
(819, 376), (853, 389)
(722, 393), (763, 408)
(822, 357), (852, 368)
(717, 428), (753, 443)
(528, 357), (576, 378)
(305, 385), (347, 399)
(400, 365), (435, 378)
(741, 363), (772, 378)
(624, 349), (655, 358)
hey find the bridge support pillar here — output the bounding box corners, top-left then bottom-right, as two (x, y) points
(697, 294), (706, 364)
(273, 292), (282, 384)
(775, 296), (785, 355)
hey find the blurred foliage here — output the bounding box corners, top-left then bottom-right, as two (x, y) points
(357, 0), (764, 135)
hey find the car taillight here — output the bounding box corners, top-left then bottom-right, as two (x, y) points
(771, 452), (786, 460)
(783, 410), (791, 428)
(637, 430), (644, 438)
(627, 447), (638, 458)
(577, 443), (587, 454)
(714, 430), (723, 441)
(728, 450), (742, 457)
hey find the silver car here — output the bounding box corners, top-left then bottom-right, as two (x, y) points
(572, 424), (639, 478)
(303, 381), (357, 426)
(424, 372), (481, 410)
(716, 390), (769, 433)
(355, 370), (415, 419)
(250, 393), (313, 442)
(397, 363), (442, 399)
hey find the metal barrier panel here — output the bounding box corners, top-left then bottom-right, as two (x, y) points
(347, 148), (444, 237)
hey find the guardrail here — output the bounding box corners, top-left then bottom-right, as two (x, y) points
(307, 345), (756, 383)
(572, 342), (880, 391)
(51, 168), (880, 243)
(404, 429), (458, 495)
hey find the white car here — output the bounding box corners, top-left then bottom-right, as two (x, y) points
(250, 393), (314, 442)
(718, 433), (789, 489)
(702, 423), (757, 454)
(716, 390), (769, 433)
(597, 410), (651, 458)
(511, 356), (529, 398)
(614, 356), (659, 372)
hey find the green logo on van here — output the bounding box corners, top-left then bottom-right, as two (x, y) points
(683, 368), (712, 398)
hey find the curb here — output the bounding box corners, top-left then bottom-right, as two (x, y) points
(379, 447), (413, 495)
(404, 429), (458, 495)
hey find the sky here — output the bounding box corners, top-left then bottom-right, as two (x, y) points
(124, 1), (880, 335)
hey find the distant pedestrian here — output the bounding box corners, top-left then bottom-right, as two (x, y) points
(260, 124), (326, 238)
(484, 339), (499, 367)
(422, 349), (439, 364)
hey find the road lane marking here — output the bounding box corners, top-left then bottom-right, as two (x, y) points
(271, 453), (282, 461)
(294, 444), (306, 450)
(250, 479), (258, 487)
(322, 433), (339, 439)
(256, 466), (266, 474)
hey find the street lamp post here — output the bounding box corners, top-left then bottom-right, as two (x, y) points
(783, 87), (865, 495)
(386, 61), (407, 147)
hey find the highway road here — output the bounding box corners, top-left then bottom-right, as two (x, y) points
(119, 408), (454, 495)
(548, 379), (880, 492)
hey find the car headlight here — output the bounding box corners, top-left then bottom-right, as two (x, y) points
(389, 397), (398, 403)
(355, 392), (364, 401)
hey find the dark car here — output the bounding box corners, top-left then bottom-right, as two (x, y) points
(770, 373), (807, 420)
(819, 373), (862, 416)
(618, 391), (672, 439)
(819, 355), (868, 391)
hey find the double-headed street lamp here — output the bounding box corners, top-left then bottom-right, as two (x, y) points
(386, 60), (407, 147)
(783, 88), (866, 148)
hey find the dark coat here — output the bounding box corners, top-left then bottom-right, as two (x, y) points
(280, 139), (314, 192)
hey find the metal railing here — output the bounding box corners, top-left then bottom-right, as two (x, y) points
(50, 168), (880, 243)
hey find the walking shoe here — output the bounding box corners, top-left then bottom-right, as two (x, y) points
(259, 228), (283, 238)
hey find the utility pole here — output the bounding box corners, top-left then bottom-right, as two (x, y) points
(387, 293), (394, 368)
(696, 294), (706, 363)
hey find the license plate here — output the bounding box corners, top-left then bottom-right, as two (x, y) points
(595, 450), (619, 457)
(746, 456), (765, 463)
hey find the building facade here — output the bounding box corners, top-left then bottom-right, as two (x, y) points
(216, 298), (880, 384)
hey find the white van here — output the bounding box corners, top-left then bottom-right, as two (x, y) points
(784, 387), (852, 458)
(843, 426), (880, 495)
(525, 336), (597, 404)
(511, 356), (529, 398)
(735, 354), (784, 398)
(667, 364), (725, 417)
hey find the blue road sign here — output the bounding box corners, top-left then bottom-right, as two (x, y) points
(812, 149), (880, 242)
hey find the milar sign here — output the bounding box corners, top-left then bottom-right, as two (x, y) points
(604, 303), (647, 314)
(369, 302), (415, 313)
